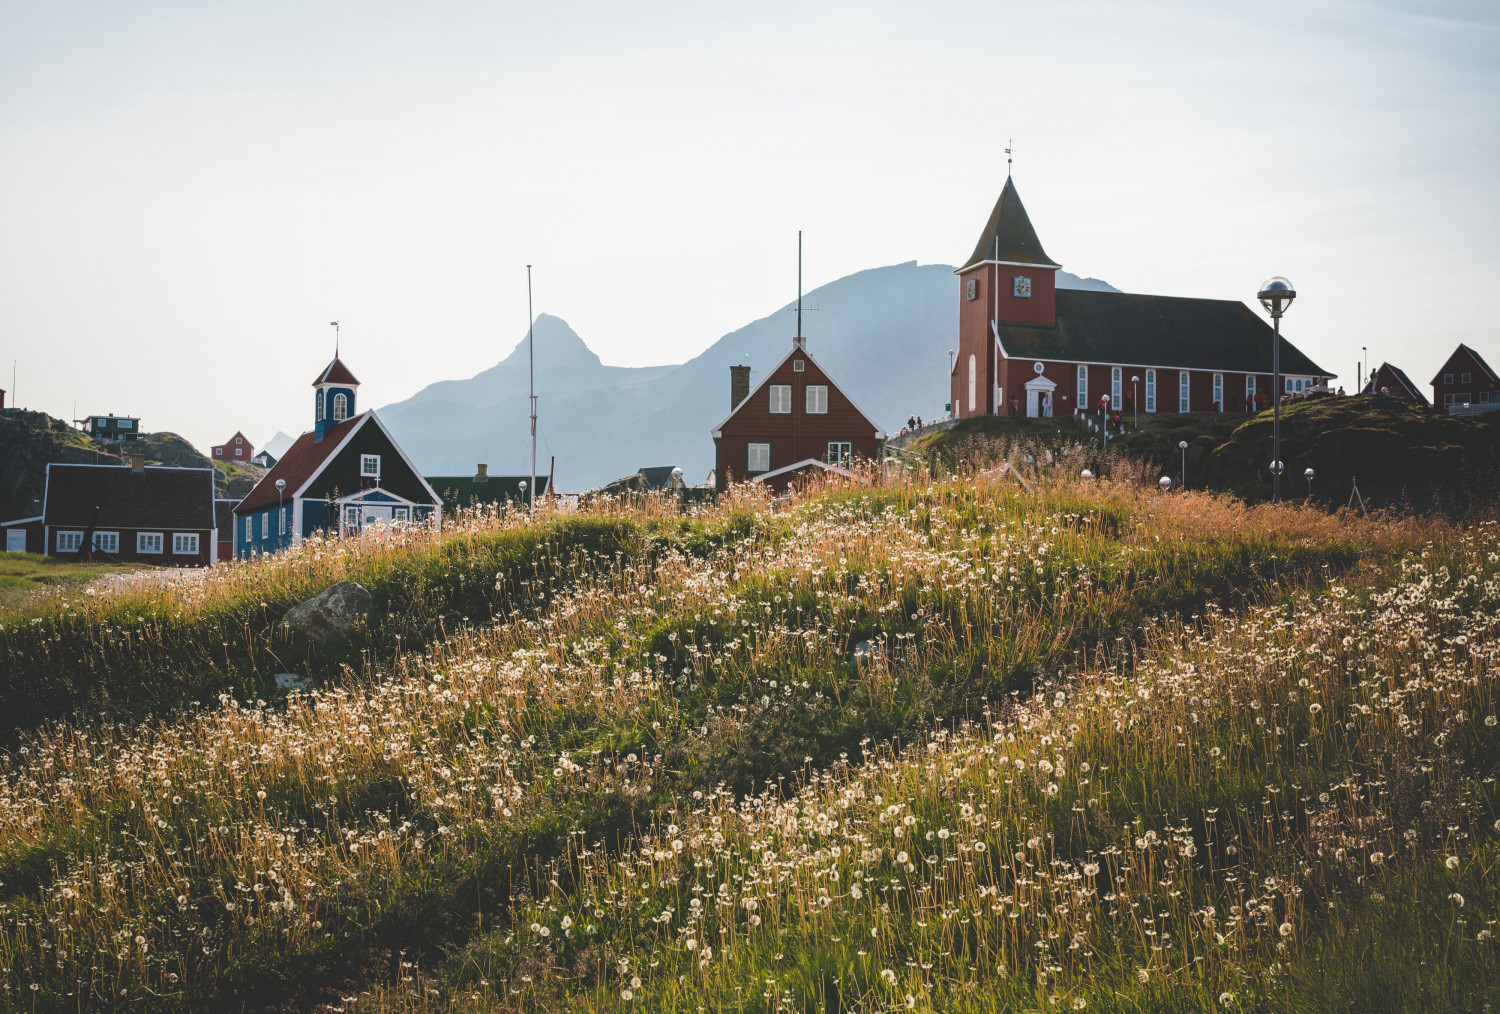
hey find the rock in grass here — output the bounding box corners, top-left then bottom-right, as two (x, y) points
(281, 581), (373, 650)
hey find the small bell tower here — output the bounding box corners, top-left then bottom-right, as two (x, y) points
(312, 357), (360, 441)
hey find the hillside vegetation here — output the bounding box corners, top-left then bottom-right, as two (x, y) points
(0, 471), (1494, 1012)
(912, 397), (1500, 512)
(0, 410), (261, 518)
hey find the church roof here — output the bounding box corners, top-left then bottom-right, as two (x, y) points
(995, 289), (1334, 378)
(234, 414), (363, 514)
(313, 357), (360, 386)
(960, 177), (1059, 271)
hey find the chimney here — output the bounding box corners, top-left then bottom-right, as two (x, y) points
(475, 463), (489, 482)
(130, 453), (145, 473)
(730, 365), (752, 410)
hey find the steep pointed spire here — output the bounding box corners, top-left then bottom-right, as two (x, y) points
(961, 176), (1059, 271)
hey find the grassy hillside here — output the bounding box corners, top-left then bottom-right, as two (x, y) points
(913, 397), (1500, 511)
(0, 475), (1494, 1012)
(0, 410), (260, 517)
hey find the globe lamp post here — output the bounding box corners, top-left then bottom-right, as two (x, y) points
(1257, 276), (1296, 503)
(1131, 375), (1140, 427)
(1178, 439), (1189, 490)
(1158, 475), (1172, 493)
(275, 479), (286, 546)
(1304, 466), (1315, 500)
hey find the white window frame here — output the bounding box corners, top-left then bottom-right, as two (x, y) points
(316, 390), (324, 421)
(792, 359), (806, 373)
(137, 532), (163, 554)
(235, 436), (242, 444)
(747, 442), (771, 473)
(1145, 370), (1156, 413)
(768, 385), (792, 414)
(806, 384), (828, 414)
(393, 506), (411, 524)
(172, 533), (199, 555)
(1111, 367), (1122, 409)
(1444, 373), (1454, 385)
(259, 512), (268, 539)
(343, 505), (361, 532)
(361, 454), (382, 478)
(56, 531), (84, 553)
(1179, 371), (1190, 413)
(1076, 365), (1088, 410)
(92, 531), (119, 554)
(826, 441), (852, 467)
(1246, 374), (1256, 407)
(1213, 373), (1223, 411)
(1461, 372), (1472, 384)
(333, 392), (349, 421)
(279, 507), (288, 535)
(968, 354), (977, 413)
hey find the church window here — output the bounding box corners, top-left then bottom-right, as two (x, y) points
(333, 393), (349, 421)
(806, 385), (828, 414)
(1076, 366), (1087, 410)
(1179, 371), (1190, 413)
(968, 355), (977, 413)
(280, 507), (288, 536)
(1111, 368), (1122, 408)
(261, 513), (268, 539)
(316, 391), (324, 421)
(768, 385), (791, 414)
(1213, 373), (1224, 411)
(747, 442), (770, 473)
(361, 454), (381, 478)
(1145, 370), (1156, 413)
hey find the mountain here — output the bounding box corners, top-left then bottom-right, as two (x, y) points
(377, 261), (1117, 490)
(261, 432), (296, 460)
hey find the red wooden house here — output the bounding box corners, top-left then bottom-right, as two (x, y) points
(951, 176), (1333, 420)
(212, 431), (253, 462)
(1361, 362), (1428, 404)
(711, 338), (885, 493)
(1430, 344), (1498, 413)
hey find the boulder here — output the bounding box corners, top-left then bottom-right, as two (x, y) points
(281, 581), (373, 650)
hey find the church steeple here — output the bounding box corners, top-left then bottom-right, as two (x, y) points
(960, 176), (1060, 272)
(312, 357), (360, 441)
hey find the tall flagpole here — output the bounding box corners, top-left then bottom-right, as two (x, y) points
(527, 266), (537, 514)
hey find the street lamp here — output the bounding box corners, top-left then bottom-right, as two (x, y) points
(1131, 376), (1140, 427)
(275, 478), (286, 544)
(1304, 466), (1314, 500)
(1158, 476), (1172, 492)
(518, 479), (527, 510)
(1080, 469), (1094, 480)
(1257, 276), (1296, 504)
(1178, 439), (1189, 490)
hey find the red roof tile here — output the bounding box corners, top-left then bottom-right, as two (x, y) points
(313, 358), (360, 386)
(234, 415), (363, 514)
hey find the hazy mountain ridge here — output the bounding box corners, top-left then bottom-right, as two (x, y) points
(377, 262), (1118, 490)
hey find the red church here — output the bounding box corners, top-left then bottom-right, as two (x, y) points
(950, 177), (1333, 420)
(712, 337), (885, 493)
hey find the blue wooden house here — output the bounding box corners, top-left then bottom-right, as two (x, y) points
(233, 356), (441, 558)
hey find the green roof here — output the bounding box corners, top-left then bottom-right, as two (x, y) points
(427, 474), (549, 509)
(961, 177), (1058, 271)
(997, 290), (1333, 377)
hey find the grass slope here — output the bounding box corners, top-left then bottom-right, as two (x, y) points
(0, 476), (1490, 1012)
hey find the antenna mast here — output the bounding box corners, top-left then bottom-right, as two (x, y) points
(795, 231), (804, 348)
(527, 266), (537, 514)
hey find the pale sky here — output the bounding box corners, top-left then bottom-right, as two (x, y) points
(2, 0), (1496, 454)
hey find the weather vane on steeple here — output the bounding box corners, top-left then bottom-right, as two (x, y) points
(330, 321), (340, 357)
(1006, 139), (1013, 177)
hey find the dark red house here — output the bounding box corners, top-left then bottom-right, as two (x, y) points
(1430, 344), (1498, 413)
(38, 457), (217, 565)
(712, 339), (885, 493)
(1361, 362), (1428, 404)
(212, 431), (252, 461)
(951, 176), (1333, 420)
